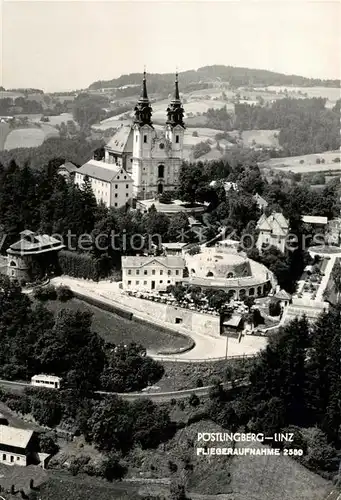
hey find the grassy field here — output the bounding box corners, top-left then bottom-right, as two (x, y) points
(4, 128), (46, 149)
(45, 298), (192, 352)
(261, 150), (341, 173)
(157, 357), (253, 391)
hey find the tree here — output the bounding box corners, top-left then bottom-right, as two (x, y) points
(100, 452), (127, 481)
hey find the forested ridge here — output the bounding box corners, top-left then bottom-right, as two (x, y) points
(89, 65), (340, 90)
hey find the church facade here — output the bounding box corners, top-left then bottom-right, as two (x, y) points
(93, 72), (186, 202)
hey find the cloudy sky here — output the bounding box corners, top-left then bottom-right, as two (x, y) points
(1, 0), (340, 91)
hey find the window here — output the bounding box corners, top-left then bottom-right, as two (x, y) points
(176, 135), (179, 143)
(144, 135), (147, 143)
(144, 281), (147, 285)
(115, 193), (118, 198)
(158, 164), (165, 178)
(176, 270), (179, 275)
(160, 270), (163, 275)
(128, 270), (132, 275)
(168, 270), (171, 276)
(136, 135), (138, 142)
(126, 193), (129, 197)
(144, 270), (148, 275)
(115, 184), (118, 189)
(10, 456), (14, 463)
(2, 454), (6, 460)
(114, 203), (118, 207)
(160, 280), (163, 283)
(136, 270), (140, 275)
(124, 176), (127, 179)
(17, 456), (20, 460)
(117, 176), (120, 180)
(126, 184), (129, 188)
(128, 280), (131, 285)
(152, 269), (155, 275)
(167, 280), (171, 284)
(136, 280), (139, 285)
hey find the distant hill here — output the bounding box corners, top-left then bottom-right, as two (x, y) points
(88, 65), (340, 91)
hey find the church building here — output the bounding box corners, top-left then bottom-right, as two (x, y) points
(77, 72), (186, 204)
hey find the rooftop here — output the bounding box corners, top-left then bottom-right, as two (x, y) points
(105, 126), (132, 153)
(58, 161), (77, 173)
(122, 256), (185, 269)
(31, 374), (62, 382)
(77, 159), (131, 183)
(302, 215), (328, 225)
(8, 232), (65, 255)
(257, 212), (289, 235)
(0, 425), (34, 450)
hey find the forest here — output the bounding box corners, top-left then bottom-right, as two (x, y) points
(88, 65), (341, 91)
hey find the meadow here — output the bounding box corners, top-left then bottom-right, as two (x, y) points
(261, 150), (341, 173)
(4, 128), (46, 150)
(46, 297), (192, 353)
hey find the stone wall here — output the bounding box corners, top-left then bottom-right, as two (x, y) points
(122, 294), (220, 336)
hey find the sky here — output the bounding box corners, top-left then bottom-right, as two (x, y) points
(1, 0), (340, 92)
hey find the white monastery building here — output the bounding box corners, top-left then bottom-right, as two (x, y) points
(75, 159), (133, 208)
(256, 212), (290, 253)
(122, 255), (185, 291)
(76, 72), (186, 204)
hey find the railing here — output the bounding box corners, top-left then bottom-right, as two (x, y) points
(151, 353), (257, 363)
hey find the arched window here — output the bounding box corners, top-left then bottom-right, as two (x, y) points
(206, 271), (213, 277)
(227, 272), (234, 278)
(157, 183), (163, 194)
(249, 287), (255, 296)
(158, 165), (165, 178)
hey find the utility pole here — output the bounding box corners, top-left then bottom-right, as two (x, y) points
(225, 334), (228, 360)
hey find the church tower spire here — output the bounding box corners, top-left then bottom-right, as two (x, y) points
(134, 70), (153, 127)
(166, 72), (185, 128)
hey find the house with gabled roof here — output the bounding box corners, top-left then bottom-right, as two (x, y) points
(74, 159), (133, 208)
(0, 425), (39, 467)
(256, 212), (290, 253)
(121, 255), (185, 291)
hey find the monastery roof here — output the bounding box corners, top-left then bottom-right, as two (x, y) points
(8, 232), (65, 255)
(105, 126), (132, 153)
(302, 215), (328, 225)
(78, 160), (131, 183)
(0, 425), (34, 450)
(122, 256), (185, 269)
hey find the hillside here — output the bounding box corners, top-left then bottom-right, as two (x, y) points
(88, 65), (340, 91)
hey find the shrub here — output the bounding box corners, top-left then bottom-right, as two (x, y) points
(33, 284), (57, 301)
(159, 191), (173, 204)
(100, 452), (127, 481)
(188, 245), (201, 256)
(69, 455), (91, 476)
(269, 299), (281, 316)
(39, 433), (59, 455)
(188, 394), (200, 407)
(56, 285), (74, 302)
(333, 157), (340, 163)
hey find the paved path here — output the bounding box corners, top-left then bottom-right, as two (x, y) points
(51, 276), (267, 361)
(315, 255), (337, 302)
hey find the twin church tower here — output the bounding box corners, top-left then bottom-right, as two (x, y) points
(104, 72), (186, 199)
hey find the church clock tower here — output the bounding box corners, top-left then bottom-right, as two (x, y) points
(165, 72), (185, 157)
(132, 71), (155, 198)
